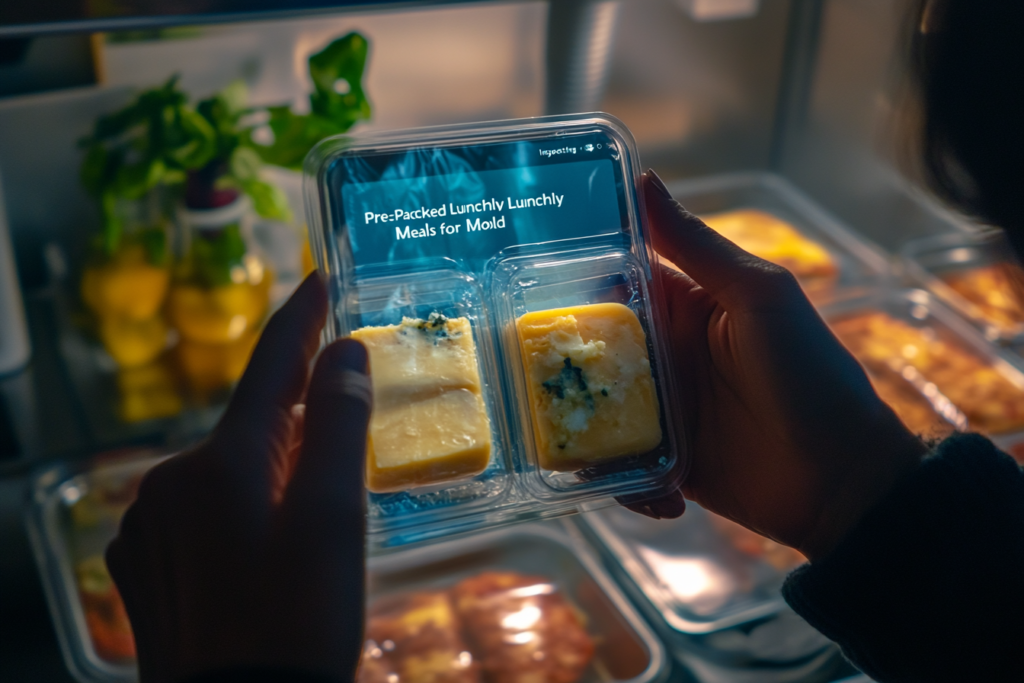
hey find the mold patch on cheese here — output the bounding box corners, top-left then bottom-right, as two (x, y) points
(352, 314), (492, 493)
(516, 302), (663, 471)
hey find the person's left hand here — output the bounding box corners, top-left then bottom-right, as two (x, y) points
(106, 274), (372, 683)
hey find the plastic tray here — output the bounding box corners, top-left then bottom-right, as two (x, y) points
(27, 452), (668, 683)
(304, 114), (686, 547)
(819, 288), (1024, 458)
(666, 172), (891, 303)
(900, 230), (1024, 344)
(367, 522), (670, 683)
(577, 503), (796, 634)
(27, 453), (163, 683)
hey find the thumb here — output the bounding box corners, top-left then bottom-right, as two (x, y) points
(643, 171), (794, 310)
(282, 338), (371, 529)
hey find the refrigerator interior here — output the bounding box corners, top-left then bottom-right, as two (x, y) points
(0, 1), (971, 681)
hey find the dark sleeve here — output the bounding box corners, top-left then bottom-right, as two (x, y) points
(782, 433), (1024, 682)
(183, 668), (347, 683)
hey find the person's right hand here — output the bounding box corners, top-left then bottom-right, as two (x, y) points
(642, 171), (927, 560)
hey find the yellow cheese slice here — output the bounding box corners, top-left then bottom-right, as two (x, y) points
(516, 302), (663, 471)
(352, 314), (492, 493)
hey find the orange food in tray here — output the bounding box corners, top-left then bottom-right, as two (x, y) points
(830, 312), (1024, 435)
(76, 556), (136, 662)
(452, 571), (594, 683)
(359, 591), (479, 683)
(358, 571), (595, 683)
(700, 209), (837, 283)
(866, 369), (958, 439)
(940, 263), (1024, 333)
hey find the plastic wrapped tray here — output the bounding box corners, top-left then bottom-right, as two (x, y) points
(900, 230), (1024, 344)
(665, 172), (891, 302)
(577, 503), (799, 634)
(820, 288), (1024, 460)
(365, 523), (670, 683)
(27, 452), (163, 683)
(27, 452), (667, 683)
(575, 509), (844, 679)
(304, 114), (685, 547)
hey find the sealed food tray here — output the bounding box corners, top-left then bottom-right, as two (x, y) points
(665, 172), (891, 302)
(28, 453), (668, 683)
(304, 113), (685, 546)
(365, 523), (669, 683)
(820, 288), (1024, 460)
(901, 230), (1024, 344)
(577, 503), (799, 634)
(27, 453), (163, 683)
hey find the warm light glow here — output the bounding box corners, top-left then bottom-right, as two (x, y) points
(639, 547), (735, 611)
(505, 631), (536, 645)
(501, 605), (541, 631)
(227, 315), (248, 340)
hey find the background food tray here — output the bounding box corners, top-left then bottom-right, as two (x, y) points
(900, 231), (1024, 344)
(666, 172), (891, 303)
(368, 523), (670, 683)
(819, 288), (1024, 460)
(576, 504), (792, 634)
(28, 452), (668, 683)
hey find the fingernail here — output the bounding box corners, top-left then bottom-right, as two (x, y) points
(646, 169), (672, 199)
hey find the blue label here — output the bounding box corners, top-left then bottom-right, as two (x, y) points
(340, 158), (623, 271)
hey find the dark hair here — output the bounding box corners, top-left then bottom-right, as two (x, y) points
(911, 0), (1024, 237)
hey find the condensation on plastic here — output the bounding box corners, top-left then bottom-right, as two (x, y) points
(901, 230), (1024, 345)
(303, 114), (686, 548)
(665, 172), (891, 304)
(821, 288), (1024, 457)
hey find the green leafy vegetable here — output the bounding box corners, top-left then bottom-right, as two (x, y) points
(252, 33), (372, 170)
(80, 31), (372, 258)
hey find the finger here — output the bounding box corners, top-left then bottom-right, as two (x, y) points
(282, 338), (371, 526)
(622, 489), (687, 519)
(217, 273), (327, 450)
(643, 171), (790, 309)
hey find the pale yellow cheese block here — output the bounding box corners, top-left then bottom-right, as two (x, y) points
(516, 302), (663, 471)
(352, 314), (492, 493)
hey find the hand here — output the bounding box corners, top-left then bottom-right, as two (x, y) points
(639, 171), (926, 560)
(106, 274), (372, 682)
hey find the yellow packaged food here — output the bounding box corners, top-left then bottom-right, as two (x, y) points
(352, 314), (492, 493)
(516, 303), (662, 471)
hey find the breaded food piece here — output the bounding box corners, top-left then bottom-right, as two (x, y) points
(359, 591), (480, 683)
(452, 571), (594, 683)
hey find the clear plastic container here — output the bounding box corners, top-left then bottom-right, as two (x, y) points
(900, 230), (1024, 344)
(577, 503), (797, 634)
(28, 453), (668, 683)
(665, 172), (891, 302)
(575, 509), (844, 679)
(304, 114), (685, 547)
(364, 522), (670, 683)
(820, 288), (1024, 461)
(26, 452), (164, 683)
